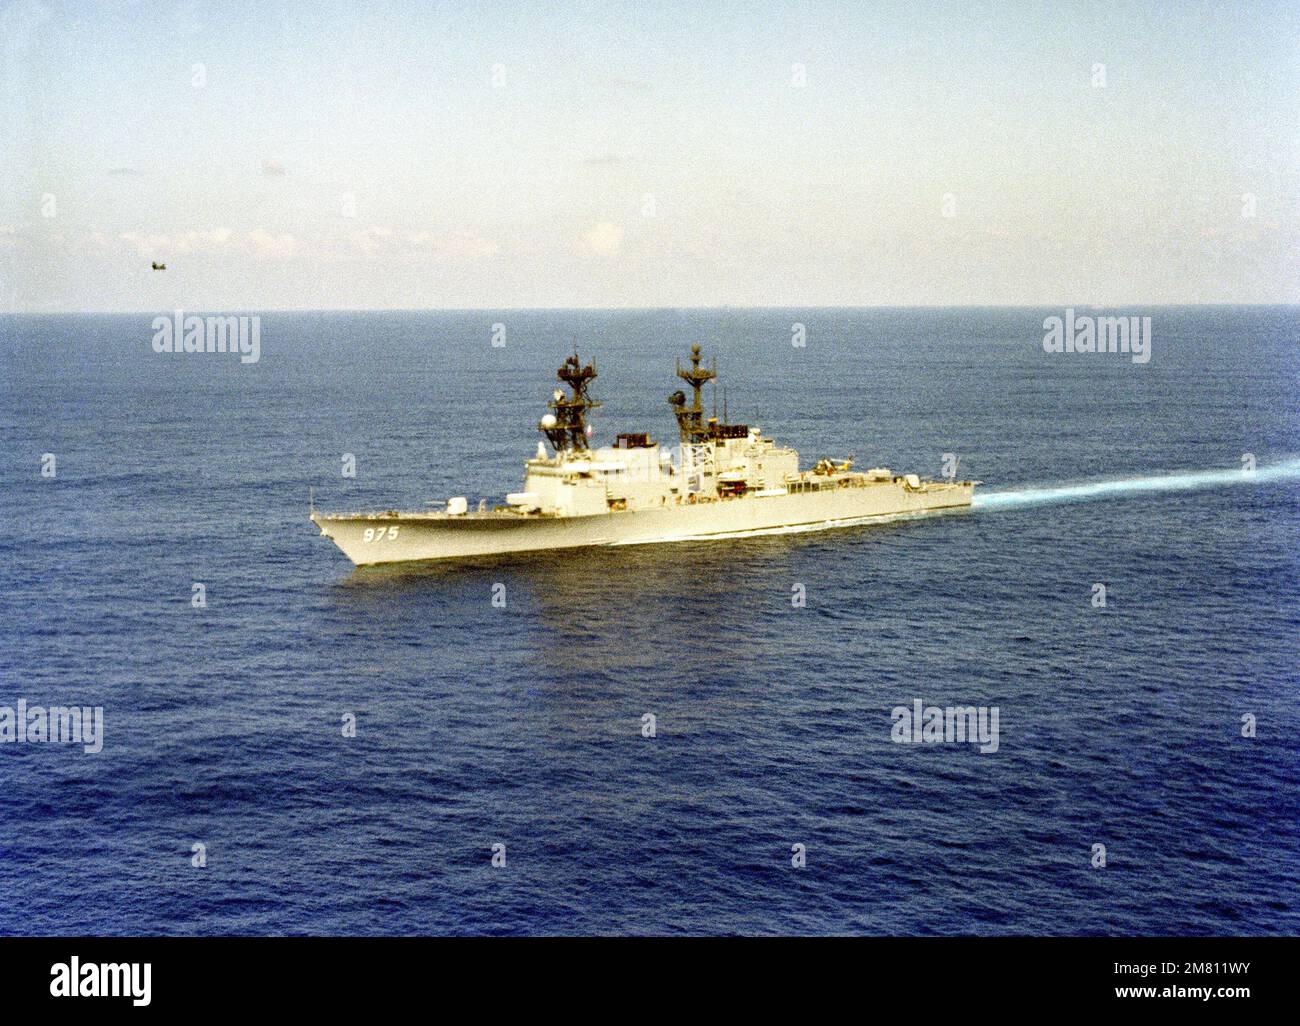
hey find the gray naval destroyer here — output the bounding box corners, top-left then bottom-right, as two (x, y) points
(311, 345), (976, 566)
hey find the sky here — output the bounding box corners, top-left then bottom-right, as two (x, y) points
(1, 0), (1297, 311)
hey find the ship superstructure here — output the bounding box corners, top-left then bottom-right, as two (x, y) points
(311, 346), (977, 565)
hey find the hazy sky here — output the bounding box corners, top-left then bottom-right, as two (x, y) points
(2, 0), (1297, 311)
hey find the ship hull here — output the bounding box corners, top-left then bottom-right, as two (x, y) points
(312, 479), (974, 567)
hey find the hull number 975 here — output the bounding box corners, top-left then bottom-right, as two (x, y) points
(363, 526), (399, 543)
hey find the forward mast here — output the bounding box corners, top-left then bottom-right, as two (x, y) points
(540, 352), (601, 453)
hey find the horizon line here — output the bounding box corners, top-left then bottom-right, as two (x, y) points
(4, 301), (1299, 317)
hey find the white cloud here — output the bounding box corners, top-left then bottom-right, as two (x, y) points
(579, 221), (623, 257)
(350, 226), (498, 260)
(119, 229), (232, 256)
(247, 228), (297, 260)
(69, 231), (110, 253)
(349, 225), (391, 255)
(412, 229), (498, 260)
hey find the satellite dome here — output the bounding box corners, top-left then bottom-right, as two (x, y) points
(539, 414), (558, 429)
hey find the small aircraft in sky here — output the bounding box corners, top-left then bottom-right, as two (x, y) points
(151, 261), (166, 271)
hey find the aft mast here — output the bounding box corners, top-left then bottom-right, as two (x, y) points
(668, 344), (724, 495)
(668, 344), (716, 443)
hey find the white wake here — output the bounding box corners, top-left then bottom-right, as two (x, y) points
(973, 457), (1300, 512)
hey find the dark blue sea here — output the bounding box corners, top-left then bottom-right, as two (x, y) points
(1, 306), (1297, 935)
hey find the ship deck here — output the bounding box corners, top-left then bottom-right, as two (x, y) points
(312, 472), (976, 522)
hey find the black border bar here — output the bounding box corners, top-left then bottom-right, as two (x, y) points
(0, 936), (1293, 1012)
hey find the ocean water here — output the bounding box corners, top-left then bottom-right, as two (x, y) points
(1, 306), (1297, 936)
